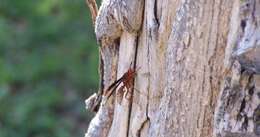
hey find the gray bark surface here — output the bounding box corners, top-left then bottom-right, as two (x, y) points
(85, 0), (260, 137)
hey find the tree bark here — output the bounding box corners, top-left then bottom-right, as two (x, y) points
(85, 0), (260, 137)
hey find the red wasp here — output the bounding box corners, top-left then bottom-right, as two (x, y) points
(103, 67), (138, 100)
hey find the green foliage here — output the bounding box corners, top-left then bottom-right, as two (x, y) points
(0, 0), (100, 136)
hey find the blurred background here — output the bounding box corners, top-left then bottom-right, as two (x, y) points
(0, 0), (101, 137)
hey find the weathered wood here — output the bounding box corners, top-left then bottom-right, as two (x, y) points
(214, 0), (260, 136)
(85, 43), (119, 137)
(108, 32), (137, 137)
(95, 0), (144, 45)
(232, 0), (260, 74)
(85, 0), (260, 137)
(85, 0), (144, 137)
(85, 0), (98, 26)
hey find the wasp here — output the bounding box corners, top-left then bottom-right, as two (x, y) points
(103, 67), (137, 100)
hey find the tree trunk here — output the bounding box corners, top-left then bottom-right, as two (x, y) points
(85, 0), (260, 137)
